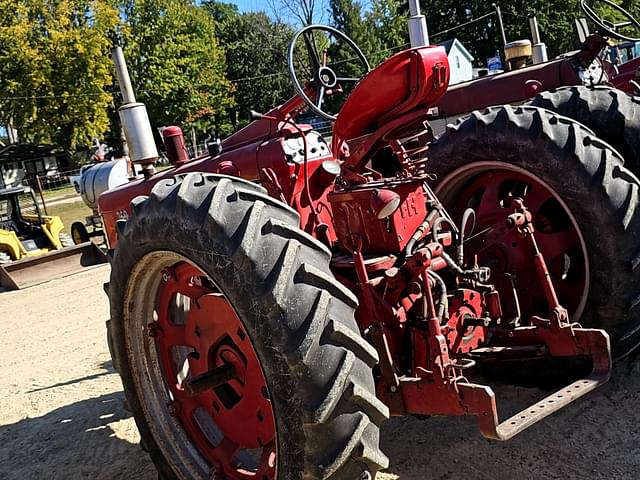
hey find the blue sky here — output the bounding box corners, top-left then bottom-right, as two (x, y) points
(226, 0), (331, 24)
(231, 0), (262, 13)
(231, 0), (269, 13)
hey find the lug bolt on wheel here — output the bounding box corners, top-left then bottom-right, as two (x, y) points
(148, 322), (161, 338)
(167, 400), (181, 416)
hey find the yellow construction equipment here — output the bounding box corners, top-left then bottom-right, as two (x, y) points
(0, 186), (106, 290)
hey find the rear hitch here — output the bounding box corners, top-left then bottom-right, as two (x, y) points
(462, 322), (611, 440)
(375, 196), (612, 439)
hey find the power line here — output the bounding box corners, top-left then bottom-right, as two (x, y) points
(1, 39), (416, 99)
(229, 71), (289, 83)
(228, 39), (412, 85)
(0, 92), (107, 101)
(502, 10), (532, 22)
(431, 11), (496, 39)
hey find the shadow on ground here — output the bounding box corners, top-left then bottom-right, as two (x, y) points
(27, 361), (117, 393)
(1, 357), (639, 480)
(380, 356), (640, 480)
(0, 391), (155, 480)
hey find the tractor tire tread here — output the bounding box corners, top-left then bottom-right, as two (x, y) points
(430, 104), (640, 356)
(110, 172), (387, 480)
(528, 85), (640, 173)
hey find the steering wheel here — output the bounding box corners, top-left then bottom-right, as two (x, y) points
(288, 25), (370, 121)
(580, 0), (640, 42)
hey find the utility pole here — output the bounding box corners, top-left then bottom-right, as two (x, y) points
(492, 3), (508, 70)
(408, 0), (429, 47)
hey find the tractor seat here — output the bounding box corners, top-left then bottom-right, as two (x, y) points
(333, 45), (450, 142)
(0, 220), (19, 233)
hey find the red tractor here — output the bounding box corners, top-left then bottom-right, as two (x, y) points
(100, 22), (640, 480)
(431, 0), (640, 173)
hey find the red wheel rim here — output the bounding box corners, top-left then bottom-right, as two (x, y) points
(437, 163), (589, 321)
(151, 261), (277, 479)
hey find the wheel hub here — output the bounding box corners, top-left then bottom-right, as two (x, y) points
(153, 261), (277, 479)
(441, 167), (587, 321)
(316, 66), (338, 88)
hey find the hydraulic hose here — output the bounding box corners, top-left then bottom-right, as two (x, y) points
(457, 207), (476, 265)
(428, 270), (448, 322)
(406, 208), (440, 257)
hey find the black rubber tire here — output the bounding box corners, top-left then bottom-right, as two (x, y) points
(70, 221), (89, 244)
(528, 85), (640, 173)
(109, 173), (388, 479)
(427, 105), (640, 357)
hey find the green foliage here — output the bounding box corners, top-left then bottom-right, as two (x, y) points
(0, 1), (118, 152)
(330, 0), (382, 62)
(1, 0), (638, 155)
(203, 2), (294, 129)
(122, 0), (233, 135)
(496, 1), (578, 59)
(366, 0), (410, 64)
(420, 0), (639, 65)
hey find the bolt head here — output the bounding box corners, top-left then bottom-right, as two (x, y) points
(148, 322), (160, 338)
(167, 400), (180, 416)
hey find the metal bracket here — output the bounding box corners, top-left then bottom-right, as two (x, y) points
(463, 324), (611, 440)
(394, 322), (611, 440)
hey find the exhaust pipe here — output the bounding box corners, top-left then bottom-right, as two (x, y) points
(529, 14), (548, 64)
(408, 0), (429, 47)
(111, 47), (158, 172)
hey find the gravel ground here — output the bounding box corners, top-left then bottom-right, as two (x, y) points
(1, 266), (638, 479)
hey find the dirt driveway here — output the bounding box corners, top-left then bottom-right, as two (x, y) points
(1, 266), (639, 479)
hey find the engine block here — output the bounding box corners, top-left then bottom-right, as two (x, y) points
(328, 179), (426, 254)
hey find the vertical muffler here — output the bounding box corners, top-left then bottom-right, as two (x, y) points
(111, 46), (158, 173)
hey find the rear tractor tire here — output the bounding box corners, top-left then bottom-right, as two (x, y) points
(528, 85), (640, 173)
(428, 105), (640, 357)
(109, 173), (388, 480)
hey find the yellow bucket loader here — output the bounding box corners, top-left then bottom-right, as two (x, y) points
(0, 186), (106, 290)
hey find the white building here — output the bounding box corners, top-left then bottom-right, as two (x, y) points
(0, 144), (65, 189)
(440, 38), (474, 85)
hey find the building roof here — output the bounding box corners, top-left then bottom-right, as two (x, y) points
(0, 186), (26, 197)
(0, 143), (62, 165)
(439, 38), (474, 62)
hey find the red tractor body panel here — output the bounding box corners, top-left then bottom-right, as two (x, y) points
(329, 180), (426, 253)
(434, 57), (582, 117)
(612, 56), (640, 93)
(100, 124), (335, 247)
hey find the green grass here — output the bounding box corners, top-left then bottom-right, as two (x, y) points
(41, 185), (78, 201)
(46, 200), (93, 234)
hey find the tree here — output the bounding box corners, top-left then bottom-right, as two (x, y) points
(419, 0), (633, 65)
(0, 1), (119, 153)
(121, 0), (233, 136)
(267, 0), (325, 26)
(366, 0), (410, 64)
(330, 0), (382, 57)
(203, 2), (295, 130)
